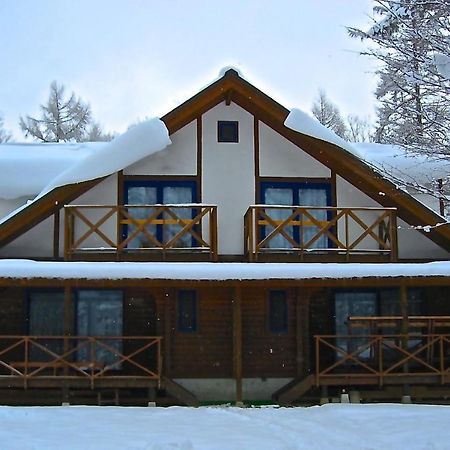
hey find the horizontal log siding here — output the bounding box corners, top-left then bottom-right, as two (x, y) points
(0, 287), (25, 365)
(123, 288), (158, 375)
(242, 287), (297, 377)
(169, 287), (233, 378)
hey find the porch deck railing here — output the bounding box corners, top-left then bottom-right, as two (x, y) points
(0, 335), (162, 389)
(244, 205), (398, 261)
(64, 204), (218, 260)
(314, 334), (450, 387)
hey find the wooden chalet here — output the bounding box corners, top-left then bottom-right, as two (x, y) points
(0, 68), (450, 406)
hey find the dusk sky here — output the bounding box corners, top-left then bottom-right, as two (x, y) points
(0, 0), (377, 140)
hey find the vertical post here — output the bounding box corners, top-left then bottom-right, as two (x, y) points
(296, 287), (310, 376)
(163, 289), (173, 377)
(63, 286), (73, 377)
(210, 207), (218, 262)
(64, 207), (70, 260)
(53, 210), (60, 260)
(400, 283), (410, 400)
(390, 210), (398, 261)
(233, 285), (243, 405)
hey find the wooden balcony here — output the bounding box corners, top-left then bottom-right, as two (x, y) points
(244, 205), (398, 262)
(0, 335), (162, 389)
(64, 204), (218, 261)
(315, 325), (450, 389)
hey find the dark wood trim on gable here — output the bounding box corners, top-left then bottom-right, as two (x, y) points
(2, 68), (450, 253)
(0, 179), (104, 249)
(254, 116), (260, 204)
(196, 117), (203, 202)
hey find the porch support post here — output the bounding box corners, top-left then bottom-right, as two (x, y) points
(296, 287), (310, 376)
(63, 285), (73, 392)
(233, 285), (243, 405)
(53, 210), (60, 260)
(400, 282), (410, 399)
(164, 289), (173, 377)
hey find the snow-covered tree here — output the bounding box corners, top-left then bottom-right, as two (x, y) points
(347, 115), (375, 142)
(348, 0), (450, 158)
(81, 121), (114, 142)
(312, 90), (349, 139)
(20, 81), (92, 142)
(0, 114), (12, 143)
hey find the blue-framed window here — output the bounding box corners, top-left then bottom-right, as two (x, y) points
(123, 179), (197, 248)
(260, 181), (332, 249)
(268, 290), (288, 333)
(75, 289), (123, 367)
(177, 290), (198, 333)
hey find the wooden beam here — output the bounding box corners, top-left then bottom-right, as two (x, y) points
(163, 289), (173, 377)
(296, 287), (311, 376)
(53, 211), (60, 260)
(254, 116), (260, 203)
(232, 285), (243, 404)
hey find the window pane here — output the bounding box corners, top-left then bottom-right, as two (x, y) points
(264, 188), (294, 249)
(126, 186), (158, 248)
(298, 188), (328, 249)
(269, 291), (288, 333)
(335, 292), (377, 359)
(218, 121), (239, 143)
(163, 186), (194, 247)
(76, 290), (123, 366)
(29, 291), (64, 361)
(177, 291), (197, 333)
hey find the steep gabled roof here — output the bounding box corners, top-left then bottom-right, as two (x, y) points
(1, 68), (449, 251)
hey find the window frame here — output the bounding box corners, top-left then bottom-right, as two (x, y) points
(176, 290), (198, 333)
(260, 180), (333, 248)
(123, 179), (198, 247)
(217, 120), (239, 143)
(267, 290), (289, 334)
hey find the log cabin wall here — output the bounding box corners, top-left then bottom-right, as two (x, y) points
(166, 287), (233, 378)
(242, 287), (297, 378)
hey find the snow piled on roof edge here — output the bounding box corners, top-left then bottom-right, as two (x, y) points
(284, 108), (361, 157)
(1, 260), (450, 281)
(0, 119), (171, 226)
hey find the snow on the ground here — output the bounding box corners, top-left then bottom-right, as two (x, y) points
(1, 260), (450, 281)
(0, 404), (449, 450)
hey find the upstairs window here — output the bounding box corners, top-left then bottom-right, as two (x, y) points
(218, 121), (239, 143)
(268, 290), (288, 333)
(177, 290), (198, 333)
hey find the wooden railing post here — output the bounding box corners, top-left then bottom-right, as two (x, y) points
(232, 286), (243, 405)
(390, 210), (398, 261)
(210, 206), (218, 261)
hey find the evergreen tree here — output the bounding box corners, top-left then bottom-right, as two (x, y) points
(19, 82), (113, 143)
(348, 0), (450, 157)
(311, 90), (350, 139)
(0, 114), (12, 143)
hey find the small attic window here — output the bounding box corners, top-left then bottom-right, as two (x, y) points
(218, 121), (239, 143)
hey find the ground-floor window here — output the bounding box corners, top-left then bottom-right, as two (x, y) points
(177, 290), (197, 333)
(268, 290), (288, 333)
(75, 290), (123, 366)
(28, 290), (64, 360)
(334, 288), (422, 359)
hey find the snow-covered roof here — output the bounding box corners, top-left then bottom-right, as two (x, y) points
(356, 142), (450, 189)
(0, 119), (170, 202)
(284, 110), (449, 193)
(0, 260), (449, 281)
